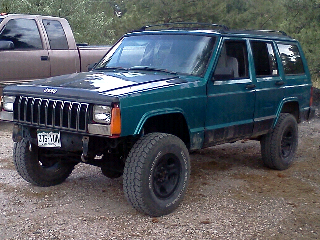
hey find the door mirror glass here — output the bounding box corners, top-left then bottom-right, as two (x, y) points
(0, 40), (14, 50)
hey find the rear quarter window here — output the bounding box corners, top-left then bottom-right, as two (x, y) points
(277, 43), (305, 75)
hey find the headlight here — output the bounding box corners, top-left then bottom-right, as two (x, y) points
(93, 105), (111, 124)
(2, 96), (15, 112)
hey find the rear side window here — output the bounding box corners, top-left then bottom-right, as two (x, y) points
(251, 41), (278, 77)
(0, 18), (42, 49)
(277, 43), (305, 75)
(43, 19), (69, 50)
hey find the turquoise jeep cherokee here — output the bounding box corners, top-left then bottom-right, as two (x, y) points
(0, 23), (315, 216)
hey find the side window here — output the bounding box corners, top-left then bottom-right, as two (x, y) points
(277, 43), (305, 75)
(251, 41), (278, 77)
(43, 20), (69, 50)
(214, 40), (248, 80)
(0, 18), (42, 49)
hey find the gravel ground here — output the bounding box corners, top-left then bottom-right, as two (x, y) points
(0, 91), (319, 240)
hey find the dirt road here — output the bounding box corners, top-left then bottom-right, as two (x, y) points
(0, 97), (319, 239)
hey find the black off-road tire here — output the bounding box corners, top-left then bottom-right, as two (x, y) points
(123, 133), (190, 217)
(260, 113), (298, 170)
(13, 138), (74, 187)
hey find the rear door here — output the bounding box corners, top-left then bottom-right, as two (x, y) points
(250, 40), (285, 135)
(204, 38), (255, 147)
(42, 18), (80, 76)
(0, 17), (50, 83)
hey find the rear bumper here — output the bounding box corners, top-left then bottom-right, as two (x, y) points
(300, 107), (316, 122)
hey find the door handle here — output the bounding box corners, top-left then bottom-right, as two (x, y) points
(41, 56), (49, 61)
(246, 84), (256, 90)
(275, 80), (284, 86)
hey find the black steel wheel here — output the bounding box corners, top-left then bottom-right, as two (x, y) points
(152, 153), (181, 199)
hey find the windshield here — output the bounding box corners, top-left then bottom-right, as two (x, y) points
(95, 34), (216, 76)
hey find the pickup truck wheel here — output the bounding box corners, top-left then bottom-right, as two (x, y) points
(101, 167), (123, 179)
(123, 133), (190, 217)
(260, 113), (298, 170)
(101, 154), (124, 179)
(13, 138), (74, 187)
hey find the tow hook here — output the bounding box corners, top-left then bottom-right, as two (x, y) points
(81, 136), (89, 162)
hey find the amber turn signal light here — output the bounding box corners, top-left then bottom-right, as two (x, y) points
(110, 106), (121, 135)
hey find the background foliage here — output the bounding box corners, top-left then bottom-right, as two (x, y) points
(1, 0), (320, 85)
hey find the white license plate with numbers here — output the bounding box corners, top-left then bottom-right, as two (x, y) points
(37, 130), (61, 148)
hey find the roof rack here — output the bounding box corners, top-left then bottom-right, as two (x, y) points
(137, 22), (229, 32)
(253, 29), (288, 36)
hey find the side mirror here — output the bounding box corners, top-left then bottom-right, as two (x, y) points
(88, 62), (97, 71)
(0, 40), (14, 50)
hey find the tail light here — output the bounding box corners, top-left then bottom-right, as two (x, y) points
(310, 86), (313, 107)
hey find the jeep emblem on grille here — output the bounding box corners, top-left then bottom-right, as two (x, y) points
(44, 88), (57, 94)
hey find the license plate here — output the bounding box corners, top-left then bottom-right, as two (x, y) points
(37, 130), (61, 148)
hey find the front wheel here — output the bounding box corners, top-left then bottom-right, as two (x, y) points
(13, 138), (74, 187)
(260, 113), (298, 170)
(123, 133), (190, 217)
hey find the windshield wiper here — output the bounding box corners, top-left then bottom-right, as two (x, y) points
(102, 66), (128, 70)
(128, 66), (177, 75)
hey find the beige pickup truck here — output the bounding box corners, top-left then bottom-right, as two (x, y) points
(0, 14), (110, 93)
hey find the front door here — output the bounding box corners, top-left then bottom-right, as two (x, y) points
(204, 39), (255, 147)
(0, 18), (50, 83)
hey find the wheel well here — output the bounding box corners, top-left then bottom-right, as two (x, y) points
(281, 101), (299, 122)
(142, 113), (190, 149)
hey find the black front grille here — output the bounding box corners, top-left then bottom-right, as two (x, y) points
(13, 96), (89, 132)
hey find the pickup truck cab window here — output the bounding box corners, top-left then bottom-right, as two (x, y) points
(43, 19), (69, 50)
(0, 18), (42, 49)
(96, 34), (216, 77)
(277, 43), (305, 75)
(251, 41), (279, 77)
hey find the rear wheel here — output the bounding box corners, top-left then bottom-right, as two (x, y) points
(260, 113), (298, 170)
(13, 138), (74, 187)
(123, 133), (190, 216)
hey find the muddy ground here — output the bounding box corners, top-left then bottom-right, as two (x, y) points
(0, 90), (319, 239)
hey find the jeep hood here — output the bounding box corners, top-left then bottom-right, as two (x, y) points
(3, 71), (190, 104)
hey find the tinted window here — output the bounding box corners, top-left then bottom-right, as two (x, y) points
(214, 40), (248, 80)
(251, 41), (278, 77)
(0, 18), (42, 49)
(277, 43), (305, 75)
(43, 19), (68, 50)
(0, 18), (3, 24)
